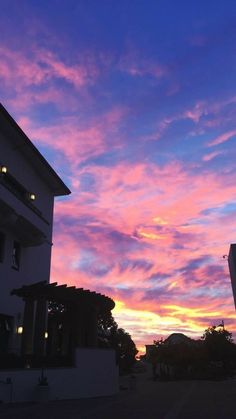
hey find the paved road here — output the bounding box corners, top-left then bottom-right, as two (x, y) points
(1, 372), (236, 418)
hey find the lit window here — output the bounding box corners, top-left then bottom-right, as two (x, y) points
(12, 241), (21, 270)
(0, 232), (5, 263)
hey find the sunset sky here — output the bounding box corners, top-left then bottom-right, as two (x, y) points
(1, 0), (236, 353)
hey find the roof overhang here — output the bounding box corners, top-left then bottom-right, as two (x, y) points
(11, 281), (115, 311)
(0, 103), (71, 197)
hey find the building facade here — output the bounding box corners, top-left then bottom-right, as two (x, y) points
(0, 103), (70, 354)
(0, 105), (118, 402)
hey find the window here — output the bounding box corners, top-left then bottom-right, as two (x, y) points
(0, 232), (5, 263)
(12, 241), (21, 270)
(0, 314), (13, 354)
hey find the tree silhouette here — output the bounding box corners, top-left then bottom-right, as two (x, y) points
(201, 325), (235, 370)
(48, 301), (137, 372)
(98, 311), (138, 372)
(150, 324), (236, 380)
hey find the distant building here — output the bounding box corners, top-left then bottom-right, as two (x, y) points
(145, 333), (199, 361)
(228, 243), (236, 308)
(164, 333), (193, 346)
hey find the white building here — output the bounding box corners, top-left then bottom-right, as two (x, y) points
(0, 103), (70, 354)
(0, 104), (118, 402)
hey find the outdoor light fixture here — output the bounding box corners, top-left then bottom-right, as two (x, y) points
(29, 193), (36, 201)
(17, 326), (23, 334)
(44, 332), (48, 339)
(0, 165), (7, 173)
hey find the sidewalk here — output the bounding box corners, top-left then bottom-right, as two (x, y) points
(1, 368), (236, 418)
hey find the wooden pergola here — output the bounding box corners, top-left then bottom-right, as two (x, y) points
(11, 281), (115, 357)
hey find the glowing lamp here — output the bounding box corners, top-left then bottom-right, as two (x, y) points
(17, 326), (23, 334)
(29, 193), (36, 201)
(1, 166), (7, 173)
(45, 332), (48, 339)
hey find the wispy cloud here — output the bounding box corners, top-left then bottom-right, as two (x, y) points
(208, 130), (236, 146)
(202, 150), (223, 161)
(0, 45), (98, 90)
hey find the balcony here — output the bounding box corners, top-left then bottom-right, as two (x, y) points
(0, 198), (46, 247)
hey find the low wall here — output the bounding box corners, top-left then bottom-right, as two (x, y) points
(0, 348), (119, 403)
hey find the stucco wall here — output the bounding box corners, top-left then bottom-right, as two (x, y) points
(0, 349), (119, 403)
(0, 128), (55, 347)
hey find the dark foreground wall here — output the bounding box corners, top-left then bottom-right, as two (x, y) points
(0, 348), (118, 402)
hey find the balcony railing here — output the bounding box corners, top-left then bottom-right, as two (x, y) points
(0, 172), (49, 225)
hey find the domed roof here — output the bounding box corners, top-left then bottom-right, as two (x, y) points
(165, 333), (192, 345)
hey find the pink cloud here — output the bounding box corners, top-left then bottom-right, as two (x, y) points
(51, 160), (236, 302)
(202, 151), (223, 161)
(183, 102), (206, 123)
(0, 46), (48, 87)
(208, 129), (236, 146)
(125, 64), (166, 78)
(0, 45), (98, 95)
(6, 87), (78, 113)
(16, 106), (127, 168)
(146, 95), (236, 145)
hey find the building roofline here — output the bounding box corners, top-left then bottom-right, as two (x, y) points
(0, 103), (71, 197)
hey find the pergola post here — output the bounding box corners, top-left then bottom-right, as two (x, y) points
(87, 306), (98, 347)
(60, 309), (69, 355)
(75, 304), (86, 347)
(48, 316), (59, 356)
(21, 297), (35, 355)
(33, 297), (47, 356)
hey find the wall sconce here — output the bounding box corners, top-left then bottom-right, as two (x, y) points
(29, 193), (36, 201)
(45, 332), (48, 339)
(0, 166), (7, 174)
(17, 326), (23, 334)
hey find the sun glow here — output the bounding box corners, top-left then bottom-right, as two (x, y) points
(137, 229), (165, 240)
(168, 281), (178, 290)
(153, 216), (168, 225)
(113, 300), (206, 353)
(163, 305), (222, 318)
